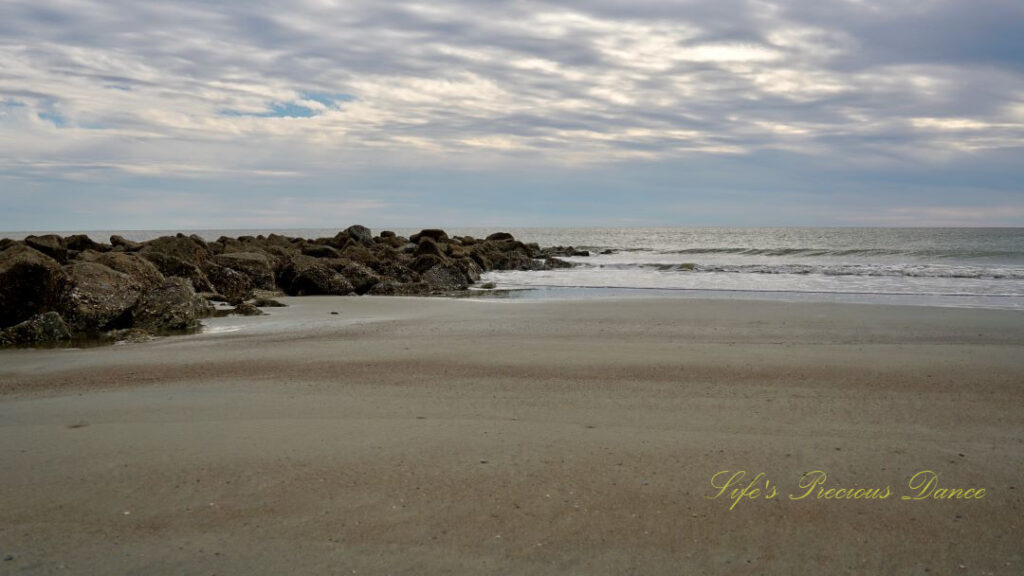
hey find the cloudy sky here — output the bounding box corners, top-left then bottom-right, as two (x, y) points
(1, 0), (1022, 230)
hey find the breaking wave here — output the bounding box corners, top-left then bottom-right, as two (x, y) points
(576, 261), (1024, 280)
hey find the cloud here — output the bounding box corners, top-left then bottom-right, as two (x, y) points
(0, 0), (1021, 227)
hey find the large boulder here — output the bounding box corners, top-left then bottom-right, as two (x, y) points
(469, 251), (492, 271)
(410, 254), (444, 274)
(141, 252), (214, 292)
(301, 244), (342, 259)
(410, 229), (449, 244)
(331, 260), (381, 295)
(542, 246), (590, 258)
(278, 256), (354, 296)
(65, 234), (109, 253)
(344, 225), (374, 246)
(24, 234), (67, 263)
(367, 258), (419, 284)
(229, 302), (264, 316)
(211, 252), (276, 290)
(340, 243), (377, 265)
(79, 251), (166, 291)
(204, 263), (254, 304)
(414, 237), (444, 258)
(422, 262), (471, 291)
(450, 258), (483, 283)
(132, 277), (206, 333)
(140, 235), (211, 266)
(62, 261), (143, 333)
(485, 232), (515, 242)
(0, 311), (71, 347)
(0, 245), (68, 328)
(376, 234), (407, 249)
(110, 235), (142, 252)
(542, 257), (573, 270)
(445, 243), (469, 258)
(473, 240), (535, 270)
(367, 281), (431, 296)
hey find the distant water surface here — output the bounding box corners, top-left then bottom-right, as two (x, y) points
(4, 227), (1023, 310)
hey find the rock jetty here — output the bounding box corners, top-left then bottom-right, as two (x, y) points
(0, 227), (576, 346)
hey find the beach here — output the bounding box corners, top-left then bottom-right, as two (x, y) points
(1, 296), (1022, 574)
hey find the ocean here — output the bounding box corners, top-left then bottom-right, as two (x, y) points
(4, 227), (1024, 310)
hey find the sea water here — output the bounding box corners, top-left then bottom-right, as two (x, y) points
(4, 227), (1023, 309)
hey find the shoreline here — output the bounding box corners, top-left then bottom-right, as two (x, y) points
(468, 284), (1024, 310)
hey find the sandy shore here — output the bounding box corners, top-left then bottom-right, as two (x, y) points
(1, 296), (1022, 574)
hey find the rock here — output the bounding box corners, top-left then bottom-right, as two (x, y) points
(367, 259), (420, 284)
(485, 232), (515, 242)
(542, 257), (573, 270)
(479, 282), (497, 289)
(25, 234), (68, 263)
(193, 294), (215, 318)
(341, 243), (377, 265)
(492, 250), (534, 271)
(301, 244), (342, 259)
(140, 252), (214, 292)
(344, 225), (374, 246)
(132, 277), (205, 332)
(0, 311), (71, 347)
(79, 251), (166, 291)
(198, 292), (230, 303)
(332, 260), (381, 294)
(265, 233), (297, 247)
(414, 237), (444, 258)
(0, 244), (69, 328)
(230, 302), (264, 316)
(105, 328), (153, 344)
(470, 239), (535, 271)
(251, 297), (286, 307)
(469, 251), (492, 271)
(543, 246), (590, 258)
(212, 252), (275, 290)
(278, 256), (354, 296)
(66, 234), (109, 253)
(203, 263), (254, 304)
(110, 235), (142, 251)
(140, 235), (210, 266)
(422, 262), (470, 291)
(410, 229), (449, 244)
(376, 235), (407, 249)
(379, 230), (397, 239)
(260, 244), (300, 264)
(451, 258), (483, 282)
(367, 281), (431, 296)
(215, 236), (244, 254)
(410, 254), (444, 274)
(445, 243), (469, 258)
(62, 261), (143, 333)
(319, 232), (349, 251)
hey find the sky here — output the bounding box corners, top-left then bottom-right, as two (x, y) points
(1, 0), (1022, 230)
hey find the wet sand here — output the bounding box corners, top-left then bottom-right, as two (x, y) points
(1, 297), (1022, 574)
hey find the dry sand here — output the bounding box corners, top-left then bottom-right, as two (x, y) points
(1, 296), (1022, 574)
